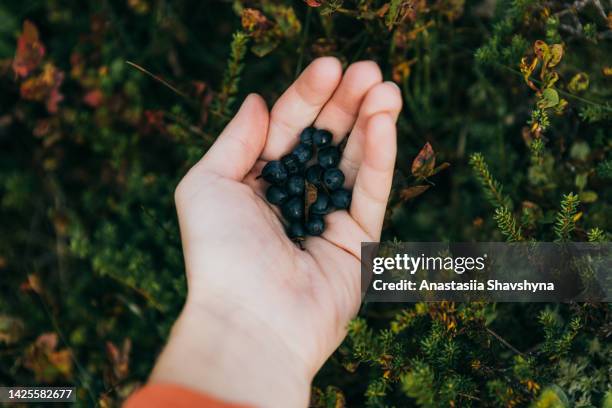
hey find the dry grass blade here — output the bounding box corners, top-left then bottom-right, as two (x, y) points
(125, 61), (190, 100)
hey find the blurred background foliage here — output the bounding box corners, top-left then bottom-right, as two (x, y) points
(0, 0), (610, 406)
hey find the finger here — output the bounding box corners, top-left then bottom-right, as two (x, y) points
(261, 57), (342, 160)
(196, 94), (269, 180)
(338, 82), (402, 187)
(350, 113), (397, 241)
(303, 237), (362, 322)
(313, 60), (382, 143)
(320, 210), (371, 260)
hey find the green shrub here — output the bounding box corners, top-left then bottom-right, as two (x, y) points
(0, 0), (610, 406)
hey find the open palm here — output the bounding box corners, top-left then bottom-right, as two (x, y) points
(157, 58), (402, 407)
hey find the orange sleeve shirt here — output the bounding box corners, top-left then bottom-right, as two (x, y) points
(124, 384), (251, 408)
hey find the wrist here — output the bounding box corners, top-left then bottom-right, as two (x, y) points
(149, 295), (312, 408)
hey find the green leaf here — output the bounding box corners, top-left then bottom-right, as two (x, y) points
(266, 5), (301, 37)
(250, 39), (279, 57)
(530, 385), (569, 408)
(538, 88), (560, 109)
(579, 191), (598, 203)
(574, 173), (588, 190)
(569, 141), (590, 161)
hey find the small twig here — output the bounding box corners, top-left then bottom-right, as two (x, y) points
(555, 0), (608, 23)
(495, 63), (612, 111)
(589, 0), (608, 21)
(558, 23), (582, 36)
(125, 61), (190, 100)
(335, 7), (359, 16)
(458, 392), (482, 402)
(486, 327), (525, 356)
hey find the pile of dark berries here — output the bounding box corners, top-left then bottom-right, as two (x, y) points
(260, 127), (352, 246)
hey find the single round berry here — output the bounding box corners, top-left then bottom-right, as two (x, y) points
(286, 175), (305, 196)
(292, 143), (313, 164)
(312, 129), (332, 148)
(261, 160), (288, 185)
(281, 154), (302, 175)
(281, 197), (304, 220)
(318, 146), (340, 169)
(287, 222), (306, 240)
(331, 188), (351, 209)
(265, 185), (289, 205)
(310, 192), (331, 215)
(322, 168), (345, 190)
(305, 216), (325, 236)
(299, 127), (316, 145)
(305, 164), (324, 186)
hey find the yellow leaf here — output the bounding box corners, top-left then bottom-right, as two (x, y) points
(392, 60), (412, 83)
(520, 57), (538, 82)
(568, 72), (589, 93)
(0, 316), (24, 345)
(304, 181), (318, 222)
(554, 98), (568, 115)
(578, 191), (598, 203)
(548, 44), (564, 67)
(544, 71), (559, 89)
(533, 40), (549, 60)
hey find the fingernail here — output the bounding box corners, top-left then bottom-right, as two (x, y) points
(384, 81), (401, 90)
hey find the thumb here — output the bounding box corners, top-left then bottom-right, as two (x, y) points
(197, 94), (269, 180)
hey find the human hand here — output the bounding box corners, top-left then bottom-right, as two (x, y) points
(150, 57), (402, 407)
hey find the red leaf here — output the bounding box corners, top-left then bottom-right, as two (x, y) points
(24, 332), (73, 382)
(305, 0), (323, 7)
(19, 274), (44, 295)
(400, 185), (430, 201)
(411, 142), (436, 179)
(36, 332), (58, 351)
(12, 20), (46, 78)
(20, 63), (64, 113)
(83, 89), (104, 107)
(46, 87), (64, 113)
(241, 8), (271, 38)
(33, 119), (52, 137)
(142, 110), (165, 134)
(106, 338), (131, 381)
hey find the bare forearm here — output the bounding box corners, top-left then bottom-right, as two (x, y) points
(149, 298), (312, 408)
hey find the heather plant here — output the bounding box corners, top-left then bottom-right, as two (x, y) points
(0, 0), (610, 407)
